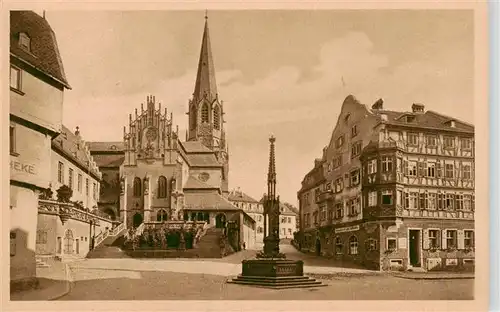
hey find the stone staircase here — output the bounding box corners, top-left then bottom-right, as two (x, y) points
(228, 275), (326, 289)
(86, 245), (130, 259)
(194, 227), (234, 258)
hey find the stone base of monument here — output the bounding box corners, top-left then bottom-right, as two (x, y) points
(227, 259), (326, 289)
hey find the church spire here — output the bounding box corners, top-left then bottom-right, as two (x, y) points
(193, 12), (217, 103)
(267, 135), (277, 201)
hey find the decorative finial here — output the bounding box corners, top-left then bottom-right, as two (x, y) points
(75, 126), (80, 136)
(269, 135), (276, 143)
(205, 10), (208, 20)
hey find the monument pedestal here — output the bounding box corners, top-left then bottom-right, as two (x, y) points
(228, 258), (326, 289)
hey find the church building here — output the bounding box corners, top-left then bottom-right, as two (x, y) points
(89, 15), (255, 248)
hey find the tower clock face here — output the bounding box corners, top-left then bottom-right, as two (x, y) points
(146, 127), (158, 142)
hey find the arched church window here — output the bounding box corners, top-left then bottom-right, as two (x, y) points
(157, 209), (168, 222)
(133, 177), (142, 197)
(201, 103), (209, 123)
(190, 105), (197, 130)
(158, 176), (167, 198)
(213, 105), (220, 130)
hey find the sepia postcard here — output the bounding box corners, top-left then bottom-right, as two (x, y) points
(2, 1), (490, 311)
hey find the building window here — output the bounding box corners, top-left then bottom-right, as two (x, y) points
(387, 238), (397, 251)
(462, 164), (472, 180)
(348, 198), (359, 216)
(93, 183), (97, 200)
(77, 174), (82, 192)
(409, 192), (418, 209)
(349, 236), (358, 255)
(350, 169), (360, 186)
(320, 205), (327, 221)
(201, 103), (209, 123)
(190, 105), (197, 130)
(446, 230), (457, 249)
(287, 217), (291, 223)
(334, 177), (343, 193)
(443, 136), (455, 148)
(445, 164), (454, 178)
(68, 168), (74, 189)
(367, 159), (377, 174)
(461, 138), (472, 150)
(288, 228), (292, 235)
(133, 177), (142, 197)
(455, 194), (464, 210)
(381, 156), (393, 172)
(86, 178), (89, 196)
(10, 125), (16, 155)
(335, 237), (343, 254)
(368, 191), (377, 207)
(381, 190), (393, 205)
(427, 193), (437, 210)
(464, 230), (474, 248)
(426, 162), (436, 178)
(426, 135), (437, 147)
(445, 194), (455, 209)
(157, 209), (168, 222)
(213, 106), (220, 130)
(19, 32), (31, 51)
(463, 195), (472, 211)
(351, 125), (358, 137)
(365, 239), (378, 251)
(36, 230), (47, 244)
(257, 226), (263, 233)
(158, 176), (167, 198)
(326, 182), (331, 191)
(407, 161), (417, 177)
(58, 162), (64, 184)
(351, 141), (362, 158)
(327, 208), (333, 221)
(10, 66), (21, 91)
(336, 135), (345, 148)
(429, 230), (440, 248)
(334, 202), (343, 219)
(407, 133), (418, 145)
(333, 155), (343, 168)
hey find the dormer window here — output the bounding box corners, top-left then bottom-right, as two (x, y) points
(406, 115), (416, 123)
(110, 145), (117, 150)
(19, 32), (31, 52)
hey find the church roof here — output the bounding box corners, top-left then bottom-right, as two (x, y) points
(185, 154), (221, 167)
(10, 11), (70, 89)
(180, 141), (213, 153)
(87, 141), (125, 152)
(92, 154), (125, 168)
(184, 192), (238, 211)
(184, 176), (218, 190)
(192, 16), (218, 103)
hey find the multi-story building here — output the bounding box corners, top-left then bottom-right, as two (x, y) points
(9, 11), (71, 290)
(297, 95), (475, 271)
(297, 158), (325, 253)
(228, 189), (262, 243)
(278, 204), (298, 240)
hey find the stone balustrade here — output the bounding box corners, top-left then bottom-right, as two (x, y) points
(38, 199), (115, 226)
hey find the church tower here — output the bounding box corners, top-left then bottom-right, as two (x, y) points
(187, 13), (229, 195)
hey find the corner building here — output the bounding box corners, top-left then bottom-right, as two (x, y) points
(298, 95), (475, 271)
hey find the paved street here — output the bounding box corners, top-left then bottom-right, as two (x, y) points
(56, 243), (474, 300)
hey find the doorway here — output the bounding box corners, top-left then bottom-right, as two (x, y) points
(215, 213), (226, 228)
(133, 213), (143, 228)
(409, 229), (421, 267)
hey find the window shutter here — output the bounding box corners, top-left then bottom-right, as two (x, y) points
(457, 230), (465, 249)
(441, 229), (447, 250)
(422, 229), (429, 250)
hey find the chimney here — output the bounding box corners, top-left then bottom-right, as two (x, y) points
(411, 103), (425, 113)
(372, 98), (384, 110)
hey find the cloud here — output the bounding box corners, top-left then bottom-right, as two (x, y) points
(62, 30), (473, 205)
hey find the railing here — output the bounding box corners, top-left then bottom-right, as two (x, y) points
(110, 222), (125, 236)
(94, 228), (110, 247)
(38, 199), (114, 226)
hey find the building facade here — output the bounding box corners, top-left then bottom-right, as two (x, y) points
(228, 189), (263, 243)
(297, 95), (475, 271)
(9, 11), (71, 290)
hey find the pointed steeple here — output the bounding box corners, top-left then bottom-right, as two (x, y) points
(267, 135), (277, 200)
(193, 12), (218, 103)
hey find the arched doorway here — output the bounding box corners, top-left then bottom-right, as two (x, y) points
(316, 238), (321, 256)
(63, 229), (74, 254)
(215, 213), (226, 228)
(157, 209), (168, 222)
(133, 213), (143, 228)
(104, 208), (116, 220)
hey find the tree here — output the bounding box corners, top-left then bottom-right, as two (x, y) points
(56, 185), (73, 203)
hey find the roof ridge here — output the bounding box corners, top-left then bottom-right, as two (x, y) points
(426, 110), (474, 127)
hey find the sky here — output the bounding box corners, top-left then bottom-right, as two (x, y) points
(46, 10), (474, 205)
